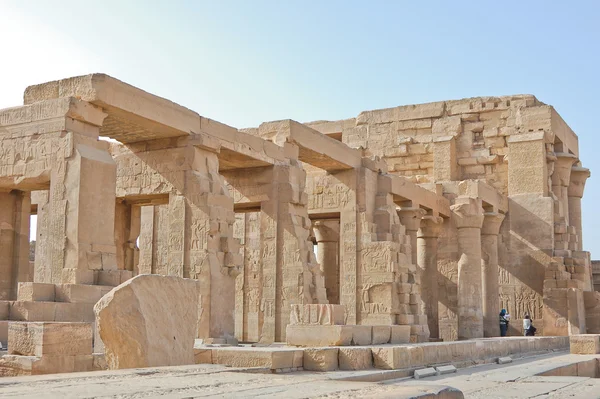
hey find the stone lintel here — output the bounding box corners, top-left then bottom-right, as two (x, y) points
(551, 106), (579, 158)
(458, 180), (508, 213)
(568, 167), (591, 198)
(0, 97), (107, 129)
(24, 74), (200, 143)
(387, 175), (451, 218)
(287, 121), (362, 171)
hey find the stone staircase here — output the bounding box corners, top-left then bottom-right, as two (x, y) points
(0, 270), (131, 376)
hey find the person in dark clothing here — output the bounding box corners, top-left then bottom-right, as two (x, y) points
(499, 308), (509, 336)
(523, 314), (537, 336)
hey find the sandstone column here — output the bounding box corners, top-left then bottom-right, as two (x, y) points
(0, 191), (17, 299)
(568, 167), (590, 251)
(451, 197), (484, 340)
(417, 215), (443, 338)
(481, 211), (505, 337)
(114, 201), (141, 273)
(312, 220), (340, 305)
(398, 207), (426, 265)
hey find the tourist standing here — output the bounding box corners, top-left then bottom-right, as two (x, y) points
(523, 315), (536, 336)
(499, 309), (509, 336)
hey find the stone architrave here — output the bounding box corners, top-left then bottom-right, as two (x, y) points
(481, 212), (505, 337)
(417, 215), (443, 338)
(451, 197), (484, 340)
(94, 274), (199, 370)
(568, 167), (590, 251)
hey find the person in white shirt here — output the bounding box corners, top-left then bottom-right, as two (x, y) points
(523, 314), (536, 336)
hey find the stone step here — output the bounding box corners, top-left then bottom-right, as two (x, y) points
(0, 354), (95, 377)
(55, 284), (113, 304)
(17, 283), (55, 302)
(7, 322), (93, 357)
(286, 325), (411, 347)
(96, 270), (133, 287)
(206, 336), (570, 372)
(8, 301), (95, 322)
(16, 282), (115, 304)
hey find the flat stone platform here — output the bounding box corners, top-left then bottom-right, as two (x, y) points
(1, 352), (599, 398)
(202, 336), (569, 373)
(0, 363), (461, 399)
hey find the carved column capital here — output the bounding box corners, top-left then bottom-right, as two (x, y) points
(397, 207), (427, 232)
(568, 167), (591, 198)
(451, 197), (484, 229)
(417, 215), (444, 238)
(481, 212), (505, 236)
(551, 152), (578, 187)
(312, 220), (340, 243)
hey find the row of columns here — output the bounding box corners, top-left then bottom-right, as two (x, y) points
(311, 198), (506, 340)
(399, 199), (505, 340)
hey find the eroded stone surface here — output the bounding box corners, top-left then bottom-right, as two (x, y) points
(94, 275), (199, 369)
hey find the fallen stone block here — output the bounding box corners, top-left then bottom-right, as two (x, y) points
(286, 325), (353, 346)
(290, 304), (345, 325)
(570, 334), (600, 354)
(338, 347), (373, 370)
(414, 367), (438, 379)
(436, 365), (457, 374)
(303, 348), (338, 371)
(94, 274), (199, 369)
(497, 356), (512, 364)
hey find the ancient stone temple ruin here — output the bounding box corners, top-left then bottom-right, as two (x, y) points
(0, 73), (598, 376)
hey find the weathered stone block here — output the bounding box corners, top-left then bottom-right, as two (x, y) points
(8, 322), (92, 357)
(338, 347), (373, 370)
(94, 275), (199, 369)
(497, 356), (512, 364)
(372, 326), (391, 344)
(414, 367), (438, 379)
(289, 304), (345, 325)
(55, 284), (112, 304)
(570, 334), (600, 354)
(303, 348), (338, 371)
(286, 325), (353, 346)
(17, 283), (55, 302)
(351, 325), (372, 345)
(211, 347), (302, 369)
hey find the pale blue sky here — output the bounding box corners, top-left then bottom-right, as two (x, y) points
(0, 1), (598, 250)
